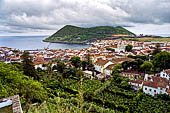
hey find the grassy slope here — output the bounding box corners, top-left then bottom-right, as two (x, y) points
(45, 25), (136, 43)
(120, 37), (170, 42)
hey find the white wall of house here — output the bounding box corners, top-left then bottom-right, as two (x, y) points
(160, 71), (169, 80)
(131, 82), (143, 89)
(144, 74), (153, 81)
(143, 86), (167, 96)
(35, 64), (42, 69)
(95, 64), (102, 73)
(34, 64), (47, 70)
(105, 69), (112, 75)
(129, 82), (143, 90)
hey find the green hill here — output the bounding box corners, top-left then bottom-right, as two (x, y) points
(45, 25), (136, 43)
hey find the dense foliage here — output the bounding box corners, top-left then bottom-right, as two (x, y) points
(28, 74), (170, 113)
(0, 52), (170, 113)
(22, 51), (38, 80)
(125, 44), (133, 52)
(106, 47), (115, 52)
(0, 62), (47, 108)
(152, 51), (170, 71)
(45, 25), (135, 43)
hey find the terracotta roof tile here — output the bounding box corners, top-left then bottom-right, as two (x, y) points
(111, 57), (134, 64)
(95, 58), (108, 66)
(166, 88), (170, 94)
(164, 69), (170, 76)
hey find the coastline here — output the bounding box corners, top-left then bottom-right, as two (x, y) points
(43, 40), (90, 45)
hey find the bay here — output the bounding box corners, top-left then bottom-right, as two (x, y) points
(0, 36), (91, 50)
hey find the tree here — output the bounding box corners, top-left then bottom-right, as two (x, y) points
(122, 59), (144, 71)
(106, 48), (115, 52)
(135, 58), (144, 69)
(0, 62), (47, 104)
(112, 64), (122, 76)
(85, 53), (94, 71)
(22, 51), (38, 80)
(70, 56), (81, 68)
(81, 61), (87, 71)
(47, 62), (53, 75)
(55, 61), (66, 73)
(125, 44), (133, 52)
(129, 60), (138, 70)
(152, 44), (161, 56)
(152, 51), (170, 71)
(140, 61), (153, 73)
(76, 70), (84, 79)
(86, 53), (91, 65)
(122, 61), (129, 70)
(62, 67), (77, 78)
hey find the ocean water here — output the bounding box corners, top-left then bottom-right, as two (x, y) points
(0, 36), (91, 50)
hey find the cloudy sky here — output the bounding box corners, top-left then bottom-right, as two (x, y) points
(0, 0), (170, 36)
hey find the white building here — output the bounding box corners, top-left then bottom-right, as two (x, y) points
(94, 58), (115, 75)
(115, 41), (126, 53)
(143, 76), (169, 96)
(129, 80), (143, 90)
(160, 69), (170, 80)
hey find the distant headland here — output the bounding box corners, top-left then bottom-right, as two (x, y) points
(43, 25), (136, 44)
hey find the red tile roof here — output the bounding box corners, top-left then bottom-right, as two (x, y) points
(164, 69), (170, 76)
(166, 88), (170, 94)
(152, 76), (169, 83)
(111, 57), (134, 64)
(122, 70), (145, 77)
(144, 76), (169, 89)
(95, 58), (108, 66)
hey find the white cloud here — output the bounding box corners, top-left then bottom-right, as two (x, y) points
(0, 0), (169, 35)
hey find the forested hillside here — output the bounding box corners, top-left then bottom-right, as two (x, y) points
(45, 25), (135, 43)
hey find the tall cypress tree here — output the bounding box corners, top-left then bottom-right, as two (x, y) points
(22, 51), (37, 80)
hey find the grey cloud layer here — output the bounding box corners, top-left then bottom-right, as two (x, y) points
(0, 0), (169, 35)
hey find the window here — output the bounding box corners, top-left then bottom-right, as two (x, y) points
(145, 88), (147, 90)
(160, 88), (162, 90)
(154, 90), (156, 93)
(149, 89), (152, 91)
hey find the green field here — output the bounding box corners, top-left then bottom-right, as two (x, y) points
(117, 37), (170, 42)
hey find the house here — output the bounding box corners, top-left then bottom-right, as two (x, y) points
(144, 74), (153, 81)
(94, 57), (134, 76)
(33, 62), (46, 70)
(143, 76), (169, 96)
(105, 64), (115, 75)
(121, 70), (145, 80)
(129, 80), (143, 90)
(83, 71), (94, 79)
(160, 69), (170, 80)
(94, 58), (115, 74)
(94, 58), (109, 73)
